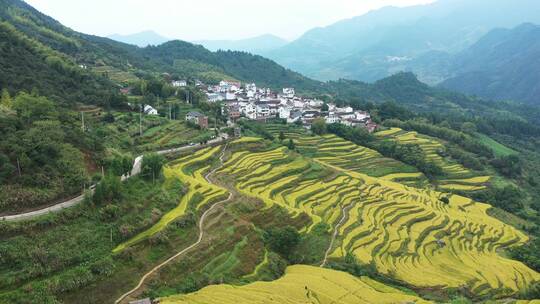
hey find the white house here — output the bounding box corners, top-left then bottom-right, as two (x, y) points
(246, 83), (256, 97)
(256, 104), (270, 117)
(288, 111), (302, 123)
(336, 106), (353, 114)
(339, 112), (356, 120)
(144, 105), (158, 115)
(355, 111), (370, 121)
(225, 92), (237, 100)
(172, 80), (187, 87)
(325, 113), (340, 124)
(293, 99), (304, 109)
(278, 106), (291, 119)
(207, 93), (224, 103)
(283, 88), (295, 98)
(308, 99), (324, 108)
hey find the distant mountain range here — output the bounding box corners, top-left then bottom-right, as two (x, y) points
(261, 0), (540, 104)
(107, 30), (169, 47)
(194, 34), (288, 53)
(1, 0), (539, 110)
(439, 23), (540, 104)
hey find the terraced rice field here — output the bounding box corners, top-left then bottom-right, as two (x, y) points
(220, 141), (540, 297)
(160, 265), (431, 304)
(113, 147), (228, 253)
(265, 124), (425, 186)
(138, 121), (211, 150)
(376, 128), (491, 191)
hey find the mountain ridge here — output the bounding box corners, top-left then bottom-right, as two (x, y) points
(107, 30), (170, 47)
(194, 34), (288, 53)
(264, 0), (540, 86)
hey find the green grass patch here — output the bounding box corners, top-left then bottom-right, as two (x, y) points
(476, 133), (517, 157)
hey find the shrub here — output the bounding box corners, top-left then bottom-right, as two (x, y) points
(92, 174), (123, 204)
(263, 226), (300, 261)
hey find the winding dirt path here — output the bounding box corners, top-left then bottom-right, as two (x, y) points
(320, 203), (354, 267)
(115, 144), (231, 304)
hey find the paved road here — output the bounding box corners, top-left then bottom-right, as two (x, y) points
(0, 135), (229, 222)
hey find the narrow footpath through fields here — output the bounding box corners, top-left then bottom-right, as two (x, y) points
(115, 143), (233, 304)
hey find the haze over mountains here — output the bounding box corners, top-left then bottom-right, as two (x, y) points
(264, 0), (540, 79)
(108, 31), (288, 53)
(194, 34), (288, 54)
(107, 30), (169, 47)
(104, 0), (540, 105)
(439, 23), (540, 104)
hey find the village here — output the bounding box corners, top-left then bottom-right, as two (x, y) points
(166, 79), (378, 132)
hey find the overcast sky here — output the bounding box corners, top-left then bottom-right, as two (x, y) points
(25, 0), (435, 41)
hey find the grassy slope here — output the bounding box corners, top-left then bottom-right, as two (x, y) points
(0, 177), (192, 303)
(476, 133), (517, 157)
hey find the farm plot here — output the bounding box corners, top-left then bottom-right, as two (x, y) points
(137, 121), (211, 151)
(376, 128), (491, 191)
(266, 124), (425, 184)
(113, 147), (228, 253)
(220, 144), (540, 297)
(160, 265), (431, 304)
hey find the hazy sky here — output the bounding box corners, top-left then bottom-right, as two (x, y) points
(25, 0), (435, 41)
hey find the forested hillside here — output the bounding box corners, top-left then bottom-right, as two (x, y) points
(0, 22), (122, 106)
(440, 23), (540, 104)
(0, 0), (319, 96)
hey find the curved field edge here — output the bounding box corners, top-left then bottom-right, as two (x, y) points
(219, 138), (540, 297)
(160, 265), (432, 304)
(113, 146), (227, 253)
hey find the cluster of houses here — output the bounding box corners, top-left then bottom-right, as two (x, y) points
(204, 81), (378, 132)
(130, 79), (378, 133)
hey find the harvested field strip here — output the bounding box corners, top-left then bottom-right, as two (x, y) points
(438, 184), (487, 191)
(375, 128), (402, 137)
(160, 265), (432, 304)
(380, 172), (425, 181)
(376, 127), (491, 189)
(440, 176), (491, 184)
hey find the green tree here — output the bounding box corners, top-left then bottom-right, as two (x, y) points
(12, 93), (57, 124)
(122, 155), (134, 177)
(140, 80), (148, 96)
(1, 89), (12, 109)
(279, 131), (285, 142)
(0, 153), (15, 183)
(287, 139), (295, 151)
(460, 122), (477, 134)
(108, 153), (134, 177)
(141, 153), (165, 183)
(311, 117), (327, 135)
(93, 174), (123, 204)
(321, 103), (329, 112)
(491, 155), (522, 178)
(264, 226), (300, 260)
